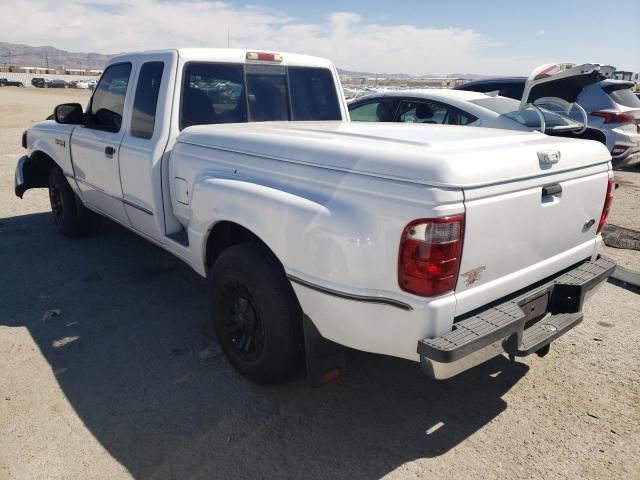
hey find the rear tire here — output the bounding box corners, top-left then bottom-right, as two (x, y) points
(208, 241), (302, 384)
(48, 167), (100, 238)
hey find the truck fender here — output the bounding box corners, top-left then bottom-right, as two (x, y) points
(192, 178), (347, 385)
(17, 126), (76, 198)
(191, 176), (332, 273)
(15, 150), (58, 198)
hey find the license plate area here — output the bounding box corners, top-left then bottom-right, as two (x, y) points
(518, 290), (550, 328)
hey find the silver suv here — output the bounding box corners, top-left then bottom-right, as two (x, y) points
(577, 80), (640, 167)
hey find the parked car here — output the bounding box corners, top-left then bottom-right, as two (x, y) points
(46, 79), (68, 89)
(74, 80), (91, 89)
(31, 77), (46, 88)
(456, 70), (640, 167)
(0, 78), (24, 87)
(348, 89), (584, 134)
(15, 49), (615, 386)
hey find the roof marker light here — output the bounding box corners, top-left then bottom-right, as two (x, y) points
(246, 52), (283, 62)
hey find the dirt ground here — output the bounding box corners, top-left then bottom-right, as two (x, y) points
(0, 87), (639, 480)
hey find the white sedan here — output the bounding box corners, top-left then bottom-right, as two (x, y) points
(348, 89), (582, 133)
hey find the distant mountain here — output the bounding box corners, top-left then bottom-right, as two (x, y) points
(0, 41), (497, 79)
(447, 73), (498, 81)
(0, 41), (112, 69)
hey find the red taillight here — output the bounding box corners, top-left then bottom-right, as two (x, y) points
(611, 145), (628, 156)
(592, 111), (635, 124)
(597, 177), (615, 234)
(398, 215), (464, 297)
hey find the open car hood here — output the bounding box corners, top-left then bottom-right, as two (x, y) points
(519, 63), (616, 111)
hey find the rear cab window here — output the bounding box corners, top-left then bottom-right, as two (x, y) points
(179, 62), (341, 129)
(245, 65), (289, 122)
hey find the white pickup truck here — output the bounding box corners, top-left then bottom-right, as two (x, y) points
(15, 49), (616, 386)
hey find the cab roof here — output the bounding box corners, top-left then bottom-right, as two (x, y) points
(108, 48), (335, 69)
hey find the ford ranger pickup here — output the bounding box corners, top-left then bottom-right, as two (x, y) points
(15, 49), (616, 385)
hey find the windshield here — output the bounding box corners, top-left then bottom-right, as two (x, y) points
(470, 96), (581, 130)
(180, 63), (341, 129)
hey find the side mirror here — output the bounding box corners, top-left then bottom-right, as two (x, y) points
(92, 108), (122, 132)
(54, 103), (85, 125)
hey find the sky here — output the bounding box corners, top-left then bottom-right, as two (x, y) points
(0, 0), (638, 76)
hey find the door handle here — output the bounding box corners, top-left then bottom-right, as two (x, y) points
(104, 146), (115, 157)
(542, 184), (562, 197)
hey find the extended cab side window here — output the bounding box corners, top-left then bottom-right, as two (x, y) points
(180, 63), (246, 129)
(87, 63), (132, 132)
(131, 62), (164, 139)
(349, 100), (395, 121)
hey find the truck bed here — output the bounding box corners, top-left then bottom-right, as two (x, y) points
(177, 121), (611, 187)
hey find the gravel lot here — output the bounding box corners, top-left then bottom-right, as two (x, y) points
(1, 87), (639, 480)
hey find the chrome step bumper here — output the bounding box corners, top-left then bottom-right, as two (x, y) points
(418, 256), (616, 379)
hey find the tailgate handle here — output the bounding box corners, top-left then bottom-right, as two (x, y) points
(542, 184), (562, 197)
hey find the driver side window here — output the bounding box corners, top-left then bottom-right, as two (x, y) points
(87, 63), (132, 132)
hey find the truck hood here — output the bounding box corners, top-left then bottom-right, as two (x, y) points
(177, 122), (611, 188)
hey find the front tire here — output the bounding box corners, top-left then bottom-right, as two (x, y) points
(209, 242), (302, 384)
(48, 167), (99, 238)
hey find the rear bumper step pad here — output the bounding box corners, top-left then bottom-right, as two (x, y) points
(418, 256), (615, 377)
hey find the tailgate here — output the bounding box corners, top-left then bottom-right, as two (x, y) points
(454, 165), (610, 316)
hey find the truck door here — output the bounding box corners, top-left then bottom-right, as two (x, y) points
(118, 52), (177, 242)
(71, 62), (132, 225)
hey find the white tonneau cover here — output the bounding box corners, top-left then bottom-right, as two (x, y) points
(177, 122), (611, 188)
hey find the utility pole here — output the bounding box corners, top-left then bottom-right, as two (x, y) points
(227, 27), (230, 48)
(0, 52), (12, 67)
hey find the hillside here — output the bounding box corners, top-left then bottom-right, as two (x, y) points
(0, 42), (112, 69)
(0, 41), (494, 79)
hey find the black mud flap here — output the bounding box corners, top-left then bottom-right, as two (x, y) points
(303, 315), (346, 387)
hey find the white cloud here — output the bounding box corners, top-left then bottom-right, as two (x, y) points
(0, 0), (547, 75)
(537, 29), (545, 36)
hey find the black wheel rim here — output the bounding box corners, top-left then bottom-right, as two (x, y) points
(220, 278), (265, 361)
(49, 183), (64, 221)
